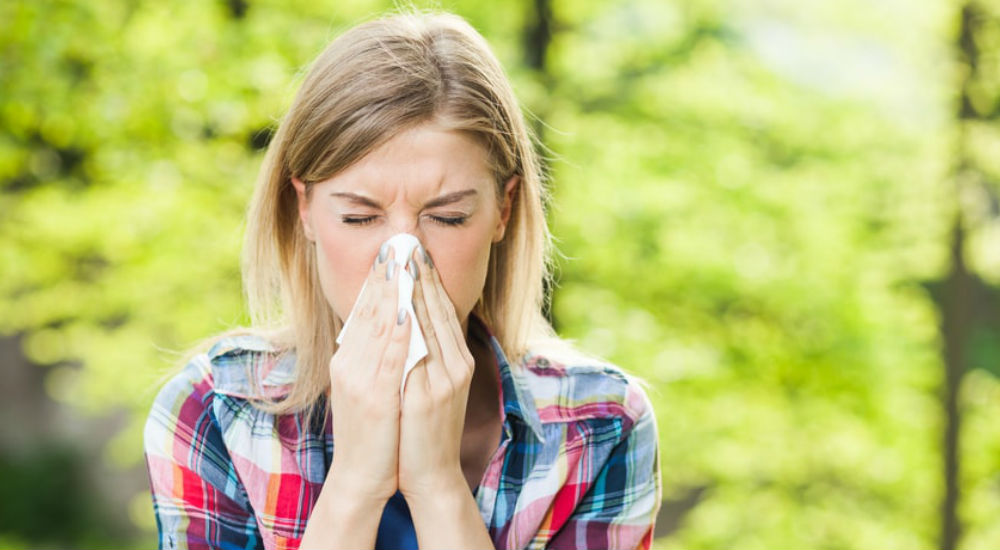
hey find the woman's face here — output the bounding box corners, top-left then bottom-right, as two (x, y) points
(292, 123), (517, 333)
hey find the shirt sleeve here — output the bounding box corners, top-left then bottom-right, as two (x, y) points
(547, 386), (662, 550)
(143, 357), (264, 550)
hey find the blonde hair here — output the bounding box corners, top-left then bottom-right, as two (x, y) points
(235, 10), (561, 417)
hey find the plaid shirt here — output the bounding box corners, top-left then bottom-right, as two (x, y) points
(144, 327), (661, 550)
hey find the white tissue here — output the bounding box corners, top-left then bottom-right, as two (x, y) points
(335, 233), (428, 396)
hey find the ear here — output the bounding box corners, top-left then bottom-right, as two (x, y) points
(492, 175), (520, 243)
(291, 176), (315, 241)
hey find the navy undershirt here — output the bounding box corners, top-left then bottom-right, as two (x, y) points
(374, 487), (479, 550)
(375, 490), (417, 550)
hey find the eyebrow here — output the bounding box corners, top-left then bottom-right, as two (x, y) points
(330, 189), (478, 209)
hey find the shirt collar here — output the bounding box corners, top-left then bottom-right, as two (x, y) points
(208, 334), (295, 400)
(472, 315), (547, 444)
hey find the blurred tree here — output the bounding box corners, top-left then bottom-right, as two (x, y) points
(0, 444), (103, 546)
(541, 0), (991, 548)
(0, 0), (998, 548)
(929, 2), (1000, 549)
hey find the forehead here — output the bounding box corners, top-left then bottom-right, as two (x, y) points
(322, 124), (495, 199)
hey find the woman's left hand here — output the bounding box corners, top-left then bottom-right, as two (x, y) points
(397, 246), (475, 500)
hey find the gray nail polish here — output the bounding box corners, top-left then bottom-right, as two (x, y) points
(377, 242), (389, 264)
(408, 257), (419, 281)
(386, 261), (395, 281)
(422, 248), (433, 269)
(397, 307), (407, 325)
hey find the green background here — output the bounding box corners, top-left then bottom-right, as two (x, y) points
(1, 0), (999, 548)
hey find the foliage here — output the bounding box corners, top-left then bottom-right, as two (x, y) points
(1, 0), (998, 548)
(0, 444), (121, 547)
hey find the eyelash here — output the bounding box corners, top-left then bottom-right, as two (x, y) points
(341, 215), (468, 227)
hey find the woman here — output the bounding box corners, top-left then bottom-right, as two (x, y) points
(144, 10), (661, 550)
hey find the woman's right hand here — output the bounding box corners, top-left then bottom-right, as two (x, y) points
(325, 246), (411, 505)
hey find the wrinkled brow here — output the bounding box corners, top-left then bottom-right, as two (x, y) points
(330, 189), (478, 208)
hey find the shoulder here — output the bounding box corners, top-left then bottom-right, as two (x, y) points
(145, 350), (216, 436)
(515, 340), (655, 432)
(144, 332), (290, 433)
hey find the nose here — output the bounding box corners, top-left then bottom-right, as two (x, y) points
(384, 215), (427, 250)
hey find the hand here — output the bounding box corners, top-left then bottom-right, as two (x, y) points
(326, 247), (411, 505)
(397, 246), (476, 500)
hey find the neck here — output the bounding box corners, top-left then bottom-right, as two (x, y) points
(465, 315), (501, 423)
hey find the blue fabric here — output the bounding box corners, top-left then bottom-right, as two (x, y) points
(375, 490), (418, 550)
(372, 487), (480, 549)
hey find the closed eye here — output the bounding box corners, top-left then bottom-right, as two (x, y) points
(341, 216), (377, 226)
(431, 215), (468, 226)
(340, 214), (469, 227)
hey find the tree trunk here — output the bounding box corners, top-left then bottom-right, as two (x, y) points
(940, 216), (969, 550)
(939, 3), (982, 549)
(524, 0), (556, 327)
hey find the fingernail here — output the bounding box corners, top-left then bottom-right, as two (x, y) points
(397, 307), (407, 325)
(386, 261), (395, 281)
(377, 242), (389, 264)
(421, 248), (433, 269)
(408, 257), (419, 281)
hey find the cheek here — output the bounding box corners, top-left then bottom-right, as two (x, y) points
(313, 227), (378, 322)
(428, 229), (494, 319)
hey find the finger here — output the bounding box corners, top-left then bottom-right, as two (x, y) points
(369, 246), (399, 339)
(421, 247), (465, 346)
(333, 244), (397, 380)
(410, 250), (451, 393)
(418, 247), (474, 379)
(337, 242), (392, 341)
(376, 297), (411, 393)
